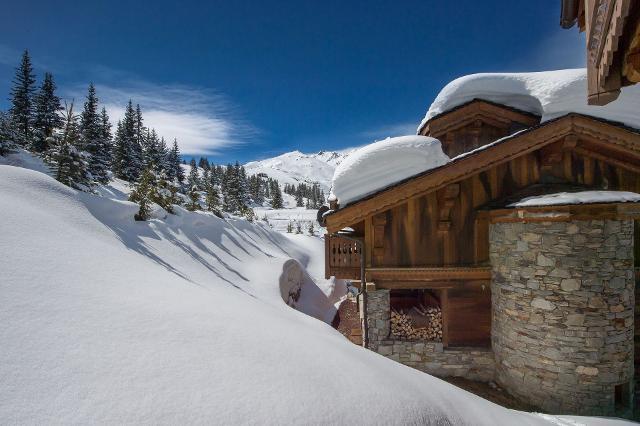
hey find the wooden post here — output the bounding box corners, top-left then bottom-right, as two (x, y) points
(372, 213), (387, 267)
(441, 288), (449, 348)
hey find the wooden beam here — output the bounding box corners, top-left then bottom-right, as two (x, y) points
(366, 267), (491, 282)
(487, 202), (640, 223)
(574, 147), (640, 174)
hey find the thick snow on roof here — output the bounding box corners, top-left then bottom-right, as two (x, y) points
(330, 135), (449, 206)
(419, 69), (640, 132)
(509, 190), (640, 207)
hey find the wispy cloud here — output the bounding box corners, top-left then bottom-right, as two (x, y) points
(63, 68), (257, 156)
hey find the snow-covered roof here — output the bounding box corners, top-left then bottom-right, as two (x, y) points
(509, 191), (640, 208)
(419, 69), (640, 132)
(330, 135), (449, 207)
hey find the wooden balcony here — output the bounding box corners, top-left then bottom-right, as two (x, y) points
(325, 235), (362, 279)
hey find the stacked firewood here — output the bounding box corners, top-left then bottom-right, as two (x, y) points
(390, 305), (442, 341)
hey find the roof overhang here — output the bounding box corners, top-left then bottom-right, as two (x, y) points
(325, 114), (640, 233)
(418, 98), (541, 137)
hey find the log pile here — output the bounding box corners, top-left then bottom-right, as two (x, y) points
(391, 305), (442, 341)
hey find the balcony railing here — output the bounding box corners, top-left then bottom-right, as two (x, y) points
(325, 235), (362, 280)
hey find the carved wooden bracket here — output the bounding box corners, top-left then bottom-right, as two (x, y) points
(372, 213), (387, 265)
(438, 184), (459, 233)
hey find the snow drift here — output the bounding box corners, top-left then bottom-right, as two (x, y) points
(330, 135), (449, 207)
(419, 69), (640, 132)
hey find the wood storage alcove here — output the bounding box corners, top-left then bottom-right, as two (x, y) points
(390, 289), (444, 342)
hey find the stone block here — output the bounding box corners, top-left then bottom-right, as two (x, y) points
(575, 366), (599, 376)
(531, 297), (555, 311)
(560, 278), (581, 292)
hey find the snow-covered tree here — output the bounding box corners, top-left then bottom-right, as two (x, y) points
(129, 165), (155, 221)
(0, 111), (18, 155)
(204, 175), (221, 215)
(9, 50), (36, 145)
(186, 184), (200, 211)
(32, 72), (63, 153)
(187, 158), (200, 188)
(166, 139), (184, 184)
(47, 102), (91, 189)
(271, 181), (284, 209)
(307, 220), (315, 235)
(99, 107), (112, 173)
(80, 84), (110, 184)
(112, 101), (142, 181)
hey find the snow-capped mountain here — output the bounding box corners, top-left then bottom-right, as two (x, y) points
(244, 149), (355, 194)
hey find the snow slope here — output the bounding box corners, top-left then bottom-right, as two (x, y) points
(245, 149), (354, 195)
(419, 69), (640, 131)
(1, 163), (633, 425)
(330, 135), (449, 206)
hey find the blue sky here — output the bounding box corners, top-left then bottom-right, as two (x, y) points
(0, 1), (585, 163)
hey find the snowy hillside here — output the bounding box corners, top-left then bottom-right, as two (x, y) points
(245, 149), (354, 195)
(2, 161), (631, 425)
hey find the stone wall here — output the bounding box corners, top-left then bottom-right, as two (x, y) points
(363, 290), (495, 382)
(490, 219), (635, 417)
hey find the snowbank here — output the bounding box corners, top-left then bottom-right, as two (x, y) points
(330, 135), (449, 206)
(509, 190), (640, 207)
(419, 69), (640, 132)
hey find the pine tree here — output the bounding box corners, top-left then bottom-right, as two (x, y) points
(142, 128), (162, 172)
(98, 107), (112, 176)
(129, 165), (155, 221)
(0, 112), (17, 155)
(186, 184), (200, 211)
(204, 174), (221, 215)
(295, 187), (304, 207)
(307, 220), (315, 235)
(9, 50), (36, 145)
(80, 83), (110, 183)
(32, 72), (63, 152)
(198, 157), (210, 170)
(129, 102), (144, 179)
(187, 158), (200, 189)
(166, 139), (184, 183)
(157, 137), (169, 172)
(286, 221), (293, 233)
(111, 120), (126, 179)
(221, 163), (233, 212)
(47, 102), (91, 189)
(112, 101), (142, 181)
(271, 181), (284, 209)
(154, 170), (177, 213)
(295, 221), (302, 234)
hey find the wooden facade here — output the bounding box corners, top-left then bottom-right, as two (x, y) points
(561, 0), (640, 104)
(324, 101), (640, 348)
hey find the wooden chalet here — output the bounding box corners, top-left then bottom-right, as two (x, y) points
(561, 0), (640, 104)
(322, 99), (640, 415)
